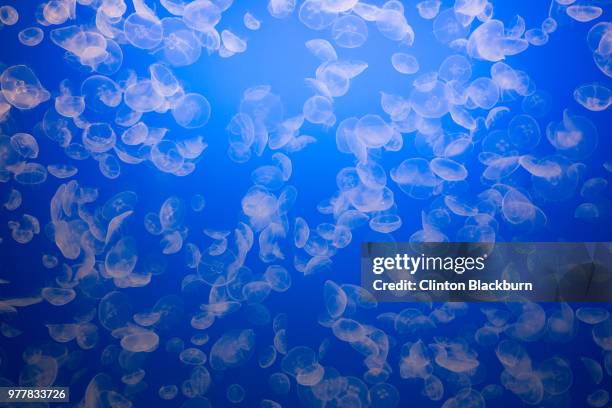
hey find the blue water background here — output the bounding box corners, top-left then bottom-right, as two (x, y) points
(0, 0), (611, 406)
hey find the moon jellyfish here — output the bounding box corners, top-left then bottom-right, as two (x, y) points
(159, 196), (185, 231)
(587, 22), (611, 52)
(120, 369), (145, 386)
(504, 13), (525, 39)
(281, 346), (323, 385)
(454, 0), (487, 15)
(410, 80), (450, 118)
(172, 93), (211, 128)
(0, 5), (18, 25)
(81, 75), (122, 112)
(586, 389), (609, 407)
(496, 339), (532, 377)
(525, 29), (549, 46)
(508, 114), (540, 150)
(391, 52), (419, 74)
(158, 384), (179, 401)
(467, 19), (528, 61)
(55, 95), (85, 118)
(271, 153), (292, 181)
(331, 15), (368, 48)
(161, 18), (202, 66)
(112, 142), (143, 166)
(320, 0), (357, 13)
(576, 307), (609, 324)
(18, 27), (44, 46)
(99, 0), (128, 18)
(268, 0), (296, 19)
(433, 8), (470, 44)
(209, 329), (256, 370)
(120, 122), (148, 145)
(376, 9), (413, 43)
(264, 265), (291, 292)
(124, 13), (163, 49)
(356, 161), (386, 189)
(537, 357), (573, 394)
(89, 37), (123, 75)
(82, 123), (116, 153)
(370, 214), (402, 233)
(391, 158), (440, 199)
(353, 2), (380, 21)
(244, 12), (261, 30)
(369, 382), (400, 408)
(566, 5), (602, 23)
(105, 237), (138, 278)
(591, 44), (612, 80)
(450, 105), (477, 130)
(42, 1), (70, 24)
(298, 0), (337, 30)
(546, 110), (598, 160)
(1, 65), (50, 109)
(160, 231), (183, 255)
(438, 54), (472, 83)
(269, 372), (290, 395)
(574, 82), (611, 111)
(121, 331), (160, 352)
(580, 357), (603, 386)
(41, 287), (76, 306)
(242, 186), (278, 229)
(316, 62), (352, 97)
(592, 320), (612, 351)
(221, 30), (247, 53)
(48, 164), (78, 178)
(303, 95), (334, 125)
(14, 163), (48, 185)
(8, 214), (40, 244)
(149, 63), (180, 97)
(483, 155), (520, 180)
(10, 133), (39, 159)
(124, 80), (164, 112)
(258, 345), (277, 368)
(179, 347), (207, 365)
(540, 17), (557, 34)
(323, 280), (347, 318)
(467, 77), (500, 109)
(19, 356), (57, 387)
(226, 384), (245, 403)
(294, 217), (310, 248)
(580, 177), (607, 200)
(501, 189), (540, 225)
(491, 61), (522, 92)
(522, 89), (552, 117)
(305, 39), (337, 61)
(422, 374), (444, 400)
(416, 1), (441, 19)
(355, 114), (393, 147)
(3, 189), (22, 211)
(183, 0), (221, 31)
(239, 85), (284, 133)
(66, 31), (110, 69)
(176, 136), (206, 162)
(199, 27), (222, 54)
(430, 158), (468, 181)
(98, 291), (132, 331)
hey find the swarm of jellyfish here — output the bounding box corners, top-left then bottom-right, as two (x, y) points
(0, 0), (611, 407)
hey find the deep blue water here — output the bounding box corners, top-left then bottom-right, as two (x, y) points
(0, 0), (611, 407)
